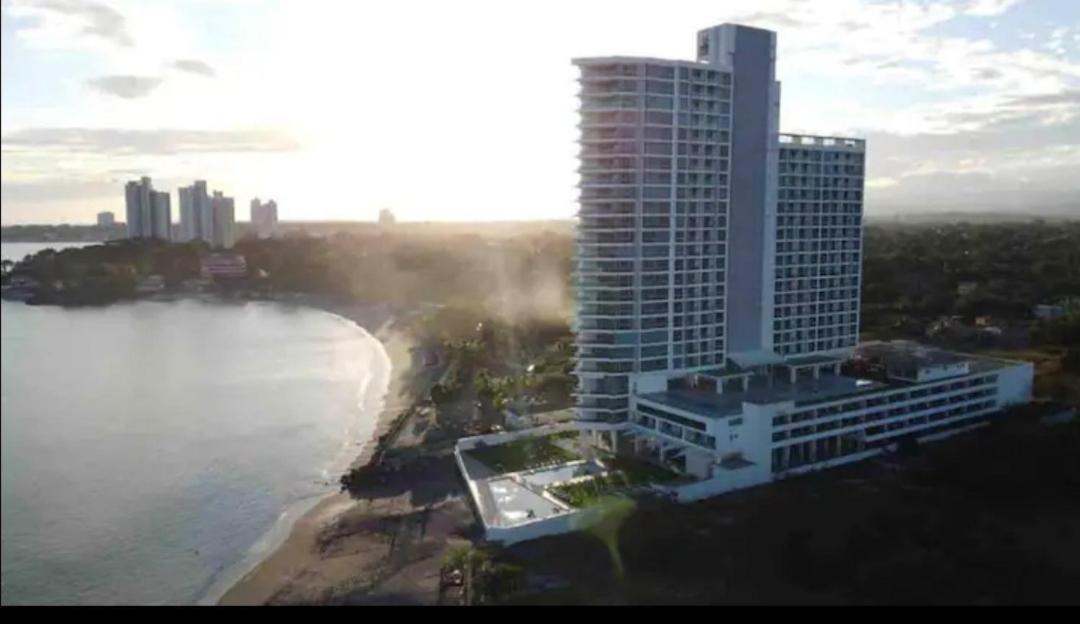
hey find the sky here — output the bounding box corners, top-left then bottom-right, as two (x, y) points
(1, 0), (1078, 225)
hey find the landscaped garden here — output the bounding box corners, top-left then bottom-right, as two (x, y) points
(547, 456), (682, 508)
(466, 434), (581, 474)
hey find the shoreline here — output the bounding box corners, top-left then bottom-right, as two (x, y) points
(214, 295), (421, 606)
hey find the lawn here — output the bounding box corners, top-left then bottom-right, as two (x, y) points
(466, 435), (580, 475)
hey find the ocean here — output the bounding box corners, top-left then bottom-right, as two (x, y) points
(0, 242), (389, 604)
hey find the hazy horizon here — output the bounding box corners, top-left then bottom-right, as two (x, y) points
(2, 0), (1078, 225)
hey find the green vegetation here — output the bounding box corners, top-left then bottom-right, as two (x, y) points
(861, 221), (1080, 340)
(2, 239), (207, 305)
(550, 430), (580, 442)
(548, 457), (680, 508)
(1, 223), (127, 243)
(441, 544), (525, 605)
(499, 416), (1080, 605)
(549, 475), (634, 508)
(465, 436), (580, 475)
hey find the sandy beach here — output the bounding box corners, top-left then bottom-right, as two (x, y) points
(218, 297), (470, 605)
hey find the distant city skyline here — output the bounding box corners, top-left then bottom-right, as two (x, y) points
(2, 0), (1078, 225)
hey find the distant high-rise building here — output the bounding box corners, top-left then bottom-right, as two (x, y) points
(151, 191), (172, 240)
(179, 180), (211, 243)
(378, 208), (396, 226)
(250, 198), (279, 239)
(97, 211), (115, 227)
(124, 177), (167, 239)
(211, 191), (236, 249)
(178, 186), (194, 239)
(125, 181), (142, 236)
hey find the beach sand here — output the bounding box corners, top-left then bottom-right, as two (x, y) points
(218, 299), (469, 605)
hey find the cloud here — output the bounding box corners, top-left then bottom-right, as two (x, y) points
(971, 67), (1003, 80)
(866, 177), (899, 189)
(1, 127), (303, 154)
(964, 0), (1027, 17)
(730, 11), (806, 29)
(169, 59), (216, 78)
(1, 178), (118, 203)
(862, 114), (1080, 213)
(85, 75), (163, 99)
(1005, 90), (1080, 106)
(9, 0), (133, 47)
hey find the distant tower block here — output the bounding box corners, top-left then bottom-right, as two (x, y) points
(251, 198), (279, 239)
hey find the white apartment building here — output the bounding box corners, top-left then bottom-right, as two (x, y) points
(250, 198), (279, 239)
(454, 22), (1034, 546)
(571, 23), (1033, 498)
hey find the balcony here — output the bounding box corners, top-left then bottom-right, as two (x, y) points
(574, 245), (636, 260)
(576, 360), (634, 374)
(577, 305), (634, 319)
(576, 275), (634, 289)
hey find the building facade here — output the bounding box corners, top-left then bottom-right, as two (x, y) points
(124, 177), (170, 240)
(572, 23), (1032, 496)
(453, 21), (1035, 546)
(210, 191), (236, 249)
(250, 198), (279, 239)
(96, 211), (115, 227)
(210, 190), (236, 248)
(179, 180), (212, 243)
(150, 191), (172, 240)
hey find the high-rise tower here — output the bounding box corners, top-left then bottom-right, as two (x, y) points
(572, 24), (866, 424)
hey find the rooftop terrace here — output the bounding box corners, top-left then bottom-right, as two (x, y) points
(779, 133), (865, 151)
(639, 373), (886, 419)
(637, 343), (1022, 419)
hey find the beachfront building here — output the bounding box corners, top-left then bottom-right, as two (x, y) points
(97, 211), (115, 227)
(454, 22), (1034, 546)
(124, 177), (170, 240)
(572, 22), (1031, 484)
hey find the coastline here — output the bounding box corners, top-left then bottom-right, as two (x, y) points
(214, 295), (421, 606)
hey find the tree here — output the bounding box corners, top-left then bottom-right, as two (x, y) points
(1063, 348), (1080, 374)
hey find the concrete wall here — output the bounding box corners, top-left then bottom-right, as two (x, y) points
(455, 421), (580, 453)
(995, 360), (1034, 407)
(725, 25), (777, 355)
(485, 513), (582, 546)
(455, 422), (588, 545)
(670, 461), (771, 502)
